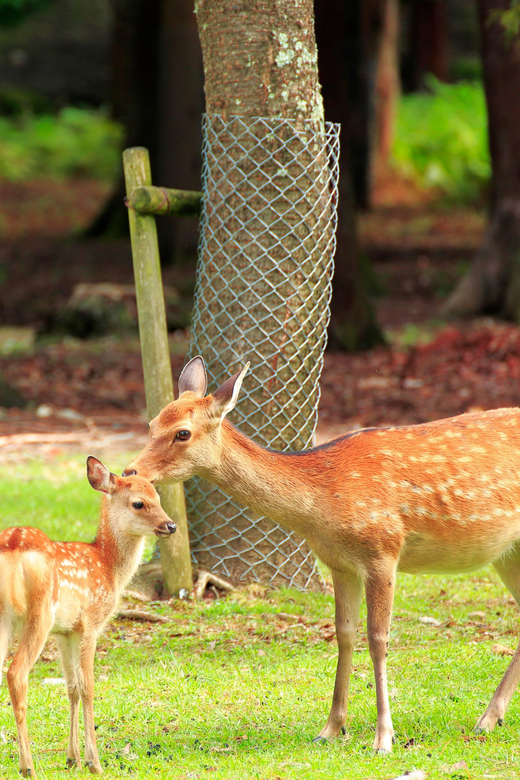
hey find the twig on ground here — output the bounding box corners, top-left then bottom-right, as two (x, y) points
(193, 570), (236, 600)
(115, 609), (168, 623)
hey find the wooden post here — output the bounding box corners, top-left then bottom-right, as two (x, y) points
(123, 146), (193, 596)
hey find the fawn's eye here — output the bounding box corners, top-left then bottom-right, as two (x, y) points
(132, 501), (144, 510)
(175, 429), (191, 441)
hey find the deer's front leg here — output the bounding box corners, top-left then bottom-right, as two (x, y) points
(77, 635), (103, 775)
(55, 634), (82, 769)
(365, 561), (397, 754)
(314, 568), (363, 742)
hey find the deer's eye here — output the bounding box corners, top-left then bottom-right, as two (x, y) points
(175, 429), (191, 441)
(132, 501), (144, 510)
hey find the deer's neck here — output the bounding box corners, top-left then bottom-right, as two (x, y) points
(93, 501), (145, 592)
(206, 422), (323, 535)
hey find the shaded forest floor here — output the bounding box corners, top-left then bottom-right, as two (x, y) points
(1, 174), (516, 461)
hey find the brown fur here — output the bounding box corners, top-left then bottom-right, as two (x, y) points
(0, 460), (174, 777)
(125, 357), (520, 753)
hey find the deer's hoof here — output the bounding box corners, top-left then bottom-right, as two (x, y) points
(66, 758), (77, 768)
(85, 761), (102, 775)
(312, 735), (328, 744)
(474, 718), (493, 735)
(20, 770), (32, 778)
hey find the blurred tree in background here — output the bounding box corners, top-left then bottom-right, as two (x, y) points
(445, 0), (520, 322)
(89, 0), (204, 263)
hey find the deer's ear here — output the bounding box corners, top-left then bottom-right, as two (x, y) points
(178, 356), (207, 397)
(87, 456), (117, 494)
(212, 363), (249, 419)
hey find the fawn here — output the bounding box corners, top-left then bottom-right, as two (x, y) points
(0, 456), (176, 776)
(125, 355), (520, 753)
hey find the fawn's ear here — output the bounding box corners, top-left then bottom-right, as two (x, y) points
(87, 456), (117, 494)
(178, 355), (207, 398)
(211, 363), (250, 420)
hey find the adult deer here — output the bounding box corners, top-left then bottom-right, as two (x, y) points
(125, 355), (520, 753)
(0, 457), (176, 777)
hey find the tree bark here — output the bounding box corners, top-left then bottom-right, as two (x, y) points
(405, 0), (449, 90)
(88, 0), (203, 263)
(190, 0), (334, 587)
(375, 0), (400, 173)
(315, 0), (385, 350)
(444, 0), (520, 321)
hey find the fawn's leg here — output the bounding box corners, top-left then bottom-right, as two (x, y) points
(314, 568), (363, 742)
(6, 606), (53, 777)
(475, 546), (520, 733)
(55, 633), (82, 768)
(364, 560), (397, 754)
(77, 633), (102, 774)
(0, 616), (9, 686)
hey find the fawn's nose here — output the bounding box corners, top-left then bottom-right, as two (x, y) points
(166, 522), (177, 535)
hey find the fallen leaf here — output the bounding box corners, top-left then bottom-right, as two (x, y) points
(418, 616), (440, 626)
(449, 760), (468, 772)
(492, 644), (514, 656)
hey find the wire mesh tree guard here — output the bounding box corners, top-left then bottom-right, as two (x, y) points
(186, 115), (340, 589)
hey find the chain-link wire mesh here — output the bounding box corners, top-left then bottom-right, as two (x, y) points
(186, 115), (340, 589)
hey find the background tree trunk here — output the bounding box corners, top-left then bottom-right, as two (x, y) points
(375, 0), (400, 173)
(403, 0), (449, 91)
(89, 0), (203, 263)
(315, 0), (385, 350)
(444, 0), (520, 321)
(189, 0), (334, 587)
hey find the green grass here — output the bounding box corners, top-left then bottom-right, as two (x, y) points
(2, 456), (520, 778)
(0, 107), (123, 182)
(393, 78), (490, 203)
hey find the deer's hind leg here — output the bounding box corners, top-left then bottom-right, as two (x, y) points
(475, 545), (520, 733)
(0, 615), (9, 687)
(6, 601), (53, 776)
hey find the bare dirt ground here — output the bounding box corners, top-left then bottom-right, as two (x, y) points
(3, 174), (516, 465)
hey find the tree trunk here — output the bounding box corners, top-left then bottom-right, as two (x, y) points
(375, 0), (400, 173)
(190, 0), (334, 587)
(315, 0), (385, 350)
(87, 0), (161, 239)
(444, 0), (520, 321)
(407, 0), (449, 90)
(88, 0), (203, 263)
(154, 0), (204, 262)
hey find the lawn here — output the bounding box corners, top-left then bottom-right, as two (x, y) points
(1, 455), (520, 779)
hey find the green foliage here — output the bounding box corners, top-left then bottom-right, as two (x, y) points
(393, 77), (490, 203)
(490, 0), (520, 43)
(0, 107), (124, 181)
(0, 0), (53, 27)
(0, 86), (51, 117)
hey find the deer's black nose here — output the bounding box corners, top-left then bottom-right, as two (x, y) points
(166, 522), (177, 535)
(122, 469), (138, 476)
